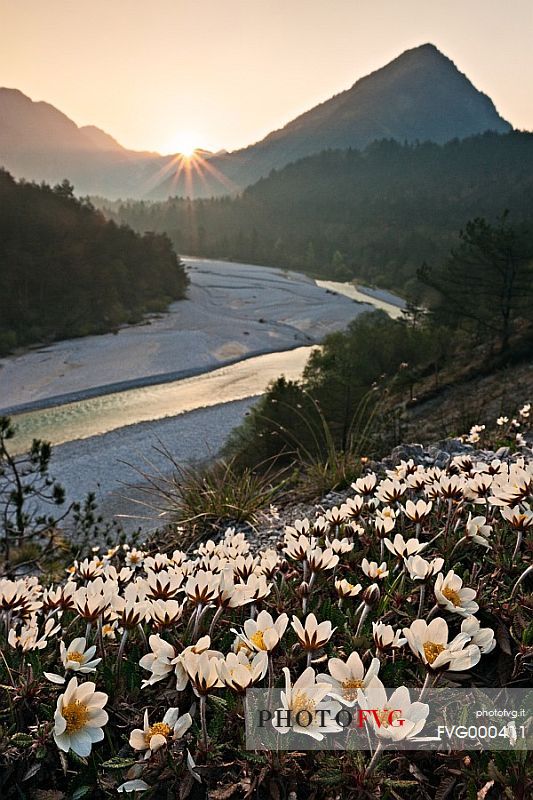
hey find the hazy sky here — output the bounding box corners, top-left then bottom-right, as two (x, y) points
(2, 0), (532, 154)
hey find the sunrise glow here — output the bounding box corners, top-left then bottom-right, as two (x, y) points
(171, 134), (199, 157)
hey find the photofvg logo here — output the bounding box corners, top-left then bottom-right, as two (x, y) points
(244, 688), (533, 751)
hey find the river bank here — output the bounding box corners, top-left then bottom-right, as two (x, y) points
(0, 259), (380, 412)
(1, 258), (404, 530)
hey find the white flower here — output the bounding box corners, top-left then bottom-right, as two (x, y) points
(496, 416), (509, 426)
(384, 534), (426, 559)
(139, 634), (176, 687)
(272, 667), (343, 741)
(404, 555), (444, 581)
(361, 559), (389, 580)
(53, 677), (108, 756)
(372, 622), (406, 651)
(173, 636), (221, 691)
(335, 578), (362, 598)
(501, 504), (533, 530)
(118, 780), (150, 793)
(434, 571), (479, 617)
(217, 651), (268, 693)
(306, 547), (339, 573)
(519, 403), (530, 418)
(317, 652), (380, 706)
(465, 514), (492, 548)
(357, 681), (429, 741)
(460, 616), (496, 654)
(325, 536), (354, 554)
(291, 613), (335, 652)
(404, 499), (433, 523)
(129, 707), (192, 759)
(403, 618), (480, 671)
(182, 650), (223, 696)
(60, 637), (101, 673)
(235, 610), (289, 653)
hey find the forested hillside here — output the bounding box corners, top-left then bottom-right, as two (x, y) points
(109, 131), (533, 295)
(0, 170), (187, 353)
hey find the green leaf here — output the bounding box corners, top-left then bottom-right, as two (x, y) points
(101, 756), (137, 770)
(10, 732), (33, 746)
(71, 786), (93, 800)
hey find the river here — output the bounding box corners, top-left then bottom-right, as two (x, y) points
(6, 260), (403, 456)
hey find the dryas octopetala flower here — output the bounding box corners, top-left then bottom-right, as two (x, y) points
(244, 572), (271, 601)
(403, 617), (480, 672)
(352, 474), (377, 498)
(460, 616), (496, 654)
(61, 637), (101, 673)
(185, 570), (218, 606)
(317, 652), (380, 706)
(325, 536), (354, 554)
(500, 505), (533, 531)
(129, 707), (192, 759)
(284, 518), (311, 538)
(464, 514), (492, 547)
(357, 681), (429, 742)
(283, 534), (316, 561)
(182, 650), (223, 696)
(173, 636), (222, 691)
(125, 548), (145, 568)
(145, 568), (184, 601)
(148, 599), (185, 628)
(234, 610), (289, 653)
(376, 478), (406, 504)
(139, 634), (177, 687)
(374, 514), (396, 538)
(434, 570), (479, 617)
(8, 616), (60, 651)
(324, 506), (349, 526)
(272, 667), (343, 741)
(404, 555), (444, 581)
(384, 534), (427, 559)
(335, 578), (362, 599)
(53, 677), (108, 756)
(361, 559), (389, 580)
(217, 650), (268, 693)
(306, 547), (339, 573)
(291, 613), (335, 652)
(340, 495), (365, 520)
(404, 499), (433, 523)
(372, 621), (406, 651)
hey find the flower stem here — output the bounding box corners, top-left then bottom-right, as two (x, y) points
(355, 604), (370, 637)
(419, 669), (435, 701)
(200, 694), (208, 751)
(417, 584), (426, 619)
(365, 741), (383, 775)
(116, 629), (128, 677)
(208, 606), (223, 639)
(512, 530), (523, 562)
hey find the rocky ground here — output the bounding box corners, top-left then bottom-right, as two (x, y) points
(150, 434), (533, 554)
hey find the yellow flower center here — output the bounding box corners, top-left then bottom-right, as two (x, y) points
(250, 630), (267, 651)
(442, 587), (462, 607)
(423, 641), (445, 665)
(342, 678), (364, 701)
(375, 707), (401, 728)
(129, 554), (141, 563)
(67, 651), (85, 664)
(62, 701), (89, 733)
(291, 691), (316, 719)
(145, 722), (172, 745)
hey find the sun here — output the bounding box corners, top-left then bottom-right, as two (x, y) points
(172, 134), (198, 158)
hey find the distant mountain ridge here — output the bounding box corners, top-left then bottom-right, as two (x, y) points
(0, 44), (512, 198)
